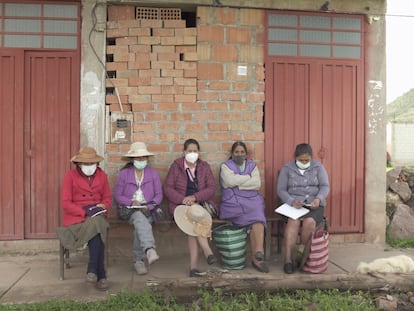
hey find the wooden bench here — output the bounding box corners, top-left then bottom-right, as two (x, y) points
(154, 215), (285, 261)
(265, 215), (285, 260)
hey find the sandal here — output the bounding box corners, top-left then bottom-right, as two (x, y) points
(283, 262), (294, 274)
(252, 261), (269, 273)
(207, 254), (217, 265)
(189, 269), (202, 277)
(255, 251), (265, 261)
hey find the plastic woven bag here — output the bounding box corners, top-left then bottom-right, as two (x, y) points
(300, 217), (329, 274)
(212, 224), (247, 270)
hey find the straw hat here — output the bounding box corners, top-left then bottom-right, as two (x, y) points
(174, 204), (212, 238)
(123, 142), (154, 158)
(71, 147), (104, 163)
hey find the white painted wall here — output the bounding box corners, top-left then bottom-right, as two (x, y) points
(387, 123), (414, 166)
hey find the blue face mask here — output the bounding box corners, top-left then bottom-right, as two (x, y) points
(133, 160), (147, 170)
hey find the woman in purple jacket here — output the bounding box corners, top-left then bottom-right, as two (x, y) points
(164, 138), (218, 277)
(113, 142), (163, 275)
(277, 143), (330, 274)
(219, 141), (269, 273)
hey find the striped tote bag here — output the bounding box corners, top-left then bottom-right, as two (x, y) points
(300, 217), (329, 274)
(212, 224), (247, 270)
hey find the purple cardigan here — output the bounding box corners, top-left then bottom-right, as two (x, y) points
(219, 159), (266, 227)
(113, 165), (163, 211)
(163, 157), (217, 215)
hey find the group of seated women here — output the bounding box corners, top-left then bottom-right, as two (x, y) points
(57, 139), (329, 291)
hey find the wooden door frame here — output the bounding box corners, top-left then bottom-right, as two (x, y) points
(0, 49), (25, 240)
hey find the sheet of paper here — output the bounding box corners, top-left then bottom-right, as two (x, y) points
(275, 203), (310, 220)
(91, 209), (107, 217)
(126, 205), (147, 209)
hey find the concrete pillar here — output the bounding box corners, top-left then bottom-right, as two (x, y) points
(80, 0), (107, 167)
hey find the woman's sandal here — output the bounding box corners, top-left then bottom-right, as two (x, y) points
(283, 262), (294, 274)
(206, 254), (217, 265)
(189, 268), (202, 277)
(252, 261), (269, 273)
(255, 251), (265, 261)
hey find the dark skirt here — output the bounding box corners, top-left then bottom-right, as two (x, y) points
(303, 206), (324, 225)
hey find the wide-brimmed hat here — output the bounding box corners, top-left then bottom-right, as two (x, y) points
(174, 204), (212, 238)
(71, 147), (104, 163)
(123, 142), (154, 158)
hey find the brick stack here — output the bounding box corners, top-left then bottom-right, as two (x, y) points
(106, 5), (197, 182)
(105, 5), (266, 196)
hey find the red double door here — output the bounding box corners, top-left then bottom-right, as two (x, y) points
(0, 50), (79, 239)
(265, 58), (365, 234)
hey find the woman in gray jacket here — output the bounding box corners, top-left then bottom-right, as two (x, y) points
(277, 143), (330, 274)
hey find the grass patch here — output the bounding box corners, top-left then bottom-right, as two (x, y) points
(386, 236), (414, 248)
(386, 226), (414, 248)
(0, 289), (376, 311)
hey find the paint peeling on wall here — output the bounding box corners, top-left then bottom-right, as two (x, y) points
(83, 71), (101, 96)
(81, 70), (105, 152)
(367, 80), (384, 134)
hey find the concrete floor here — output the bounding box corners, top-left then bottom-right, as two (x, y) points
(1, 222), (414, 304)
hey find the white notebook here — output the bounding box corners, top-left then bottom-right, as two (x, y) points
(126, 205), (147, 209)
(275, 203), (310, 220)
(91, 209), (107, 217)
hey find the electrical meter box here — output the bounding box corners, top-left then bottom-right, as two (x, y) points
(110, 112), (132, 143)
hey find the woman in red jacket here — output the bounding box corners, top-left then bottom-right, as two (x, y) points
(164, 138), (218, 277)
(58, 147), (111, 291)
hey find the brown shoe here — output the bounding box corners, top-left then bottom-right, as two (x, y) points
(96, 278), (109, 291)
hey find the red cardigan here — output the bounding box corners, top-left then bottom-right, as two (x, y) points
(61, 166), (112, 226)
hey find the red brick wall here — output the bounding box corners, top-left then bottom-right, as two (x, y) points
(105, 5), (265, 208)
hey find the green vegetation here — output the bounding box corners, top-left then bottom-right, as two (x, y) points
(387, 88), (414, 122)
(0, 289), (376, 311)
(386, 214), (414, 248)
(386, 232), (414, 249)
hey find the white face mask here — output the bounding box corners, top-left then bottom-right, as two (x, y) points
(296, 160), (310, 170)
(185, 152), (199, 164)
(80, 164), (97, 176)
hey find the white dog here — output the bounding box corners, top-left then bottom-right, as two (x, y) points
(357, 255), (414, 274)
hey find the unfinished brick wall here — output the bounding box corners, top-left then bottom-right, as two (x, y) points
(105, 5), (265, 209)
(196, 6), (265, 169)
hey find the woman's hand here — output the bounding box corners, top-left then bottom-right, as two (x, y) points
(131, 200), (141, 206)
(96, 203), (106, 209)
(182, 195), (196, 206)
(311, 198), (320, 209)
(292, 200), (304, 208)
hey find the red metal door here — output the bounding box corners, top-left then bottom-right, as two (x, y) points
(265, 58), (364, 233)
(0, 50), (24, 240)
(24, 52), (79, 238)
(0, 1), (80, 240)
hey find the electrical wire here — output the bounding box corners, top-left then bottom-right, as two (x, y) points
(89, 1), (123, 112)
